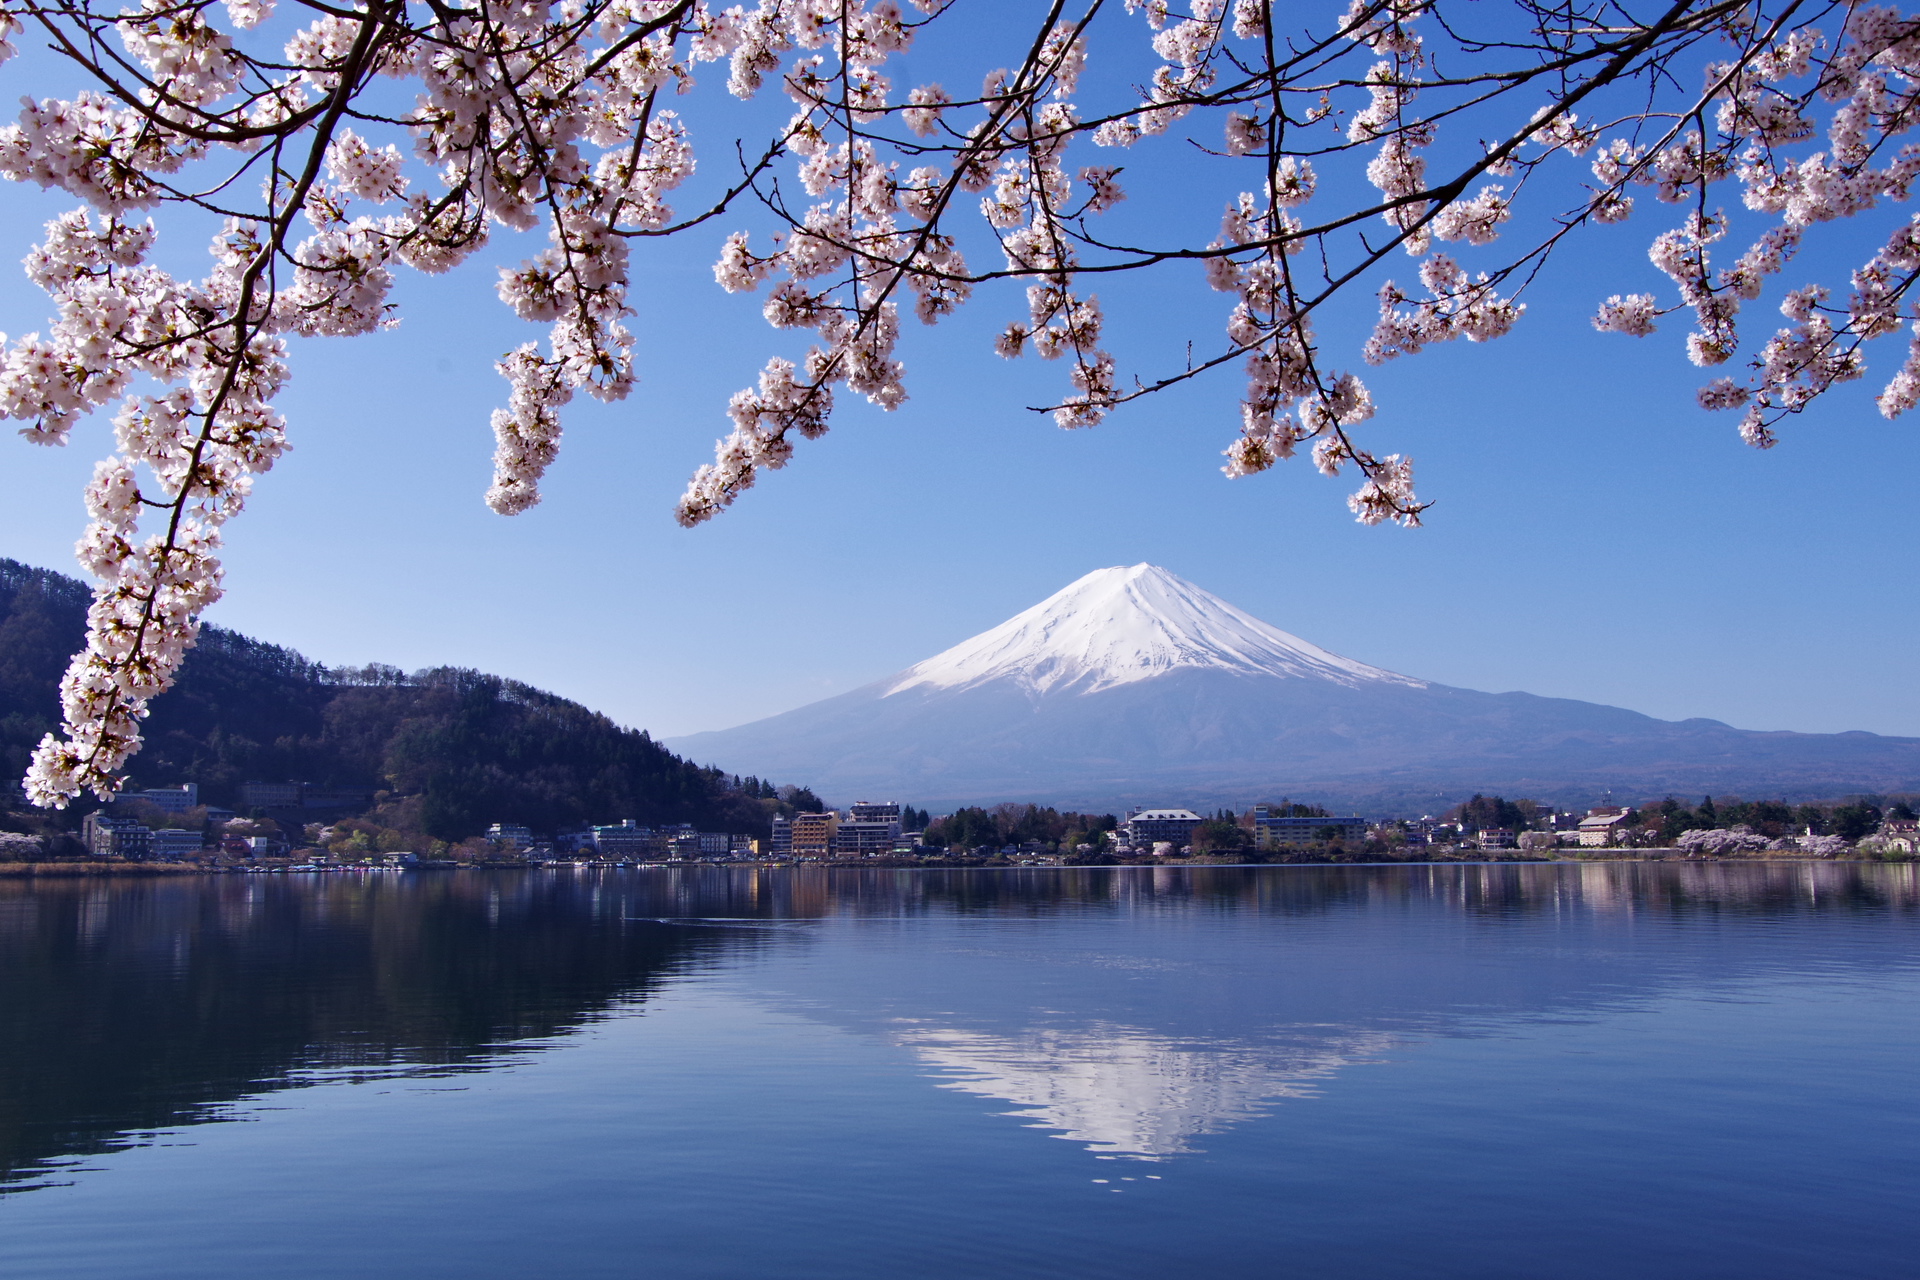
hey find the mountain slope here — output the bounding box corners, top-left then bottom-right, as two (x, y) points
(887, 564), (1423, 696)
(0, 558), (788, 838)
(667, 565), (1920, 811)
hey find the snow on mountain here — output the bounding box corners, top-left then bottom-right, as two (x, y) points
(665, 564), (1920, 811)
(885, 564), (1424, 698)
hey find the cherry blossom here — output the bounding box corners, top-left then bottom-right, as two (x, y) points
(4, 0), (1919, 801)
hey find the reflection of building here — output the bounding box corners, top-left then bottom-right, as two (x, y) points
(1123, 808), (1203, 849)
(1252, 808), (1367, 848)
(790, 812), (839, 858)
(896, 1021), (1389, 1158)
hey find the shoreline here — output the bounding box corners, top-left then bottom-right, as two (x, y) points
(0, 852), (1902, 878)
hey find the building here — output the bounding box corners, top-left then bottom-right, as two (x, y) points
(1123, 808), (1205, 851)
(82, 813), (151, 858)
(238, 781), (376, 811)
(730, 834), (758, 856)
(488, 823), (535, 848)
(789, 812), (839, 858)
(654, 831), (731, 858)
(239, 781), (302, 809)
(769, 815), (792, 856)
(1577, 809), (1634, 847)
(591, 820), (654, 858)
(1477, 827), (1516, 850)
(1876, 819), (1920, 855)
(301, 786), (376, 811)
(832, 821), (900, 856)
(1251, 807), (1368, 848)
(150, 828), (206, 859)
(127, 783), (199, 814)
(831, 802), (903, 856)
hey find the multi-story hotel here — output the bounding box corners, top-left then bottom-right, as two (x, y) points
(789, 811), (839, 858)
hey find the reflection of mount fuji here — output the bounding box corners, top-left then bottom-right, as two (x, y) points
(896, 1022), (1391, 1158)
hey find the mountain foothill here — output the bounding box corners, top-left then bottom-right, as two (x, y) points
(0, 558), (804, 846)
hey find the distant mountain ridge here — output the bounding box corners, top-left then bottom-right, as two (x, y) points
(666, 564), (1920, 812)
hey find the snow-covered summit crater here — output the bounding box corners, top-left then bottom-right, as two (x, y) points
(884, 564), (1424, 698)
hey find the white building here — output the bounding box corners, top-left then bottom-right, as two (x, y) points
(128, 784), (199, 814)
(1251, 808), (1367, 849)
(1123, 808), (1205, 850)
(1577, 810), (1634, 847)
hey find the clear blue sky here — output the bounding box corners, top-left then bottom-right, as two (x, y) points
(0, 17), (1914, 747)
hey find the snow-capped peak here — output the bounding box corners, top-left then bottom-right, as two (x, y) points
(884, 564), (1424, 698)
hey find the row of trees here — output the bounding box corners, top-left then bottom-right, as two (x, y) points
(1636, 796), (1911, 842)
(922, 805), (1120, 853)
(1436, 791), (1916, 843)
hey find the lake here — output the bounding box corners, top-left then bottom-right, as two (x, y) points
(0, 862), (1915, 1278)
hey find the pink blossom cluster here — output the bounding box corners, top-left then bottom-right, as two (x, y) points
(1589, 7), (1920, 443)
(8, 205), (287, 806)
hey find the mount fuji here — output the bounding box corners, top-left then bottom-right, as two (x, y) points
(666, 565), (1920, 812)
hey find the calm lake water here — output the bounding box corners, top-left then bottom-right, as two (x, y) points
(0, 862), (1915, 1278)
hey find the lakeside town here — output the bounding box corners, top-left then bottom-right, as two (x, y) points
(6, 778), (1920, 872)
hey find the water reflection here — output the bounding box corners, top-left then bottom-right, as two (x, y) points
(2, 862), (1916, 1192)
(0, 872), (768, 1192)
(896, 1022), (1391, 1158)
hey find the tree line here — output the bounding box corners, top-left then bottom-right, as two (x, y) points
(922, 805), (1121, 854)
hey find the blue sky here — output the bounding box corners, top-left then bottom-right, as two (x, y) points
(0, 11), (1915, 747)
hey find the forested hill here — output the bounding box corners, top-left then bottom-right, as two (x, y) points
(0, 558), (794, 839)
